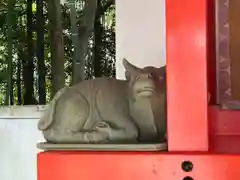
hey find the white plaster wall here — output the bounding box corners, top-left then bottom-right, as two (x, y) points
(116, 0), (166, 79)
(0, 106), (45, 180)
(0, 1), (166, 179)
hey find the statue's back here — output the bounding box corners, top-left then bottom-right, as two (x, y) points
(71, 77), (131, 127)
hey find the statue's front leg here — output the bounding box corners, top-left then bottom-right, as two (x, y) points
(93, 120), (138, 143)
(83, 121), (111, 143)
(83, 130), (109, 143)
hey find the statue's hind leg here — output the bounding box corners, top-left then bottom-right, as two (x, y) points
(55, 91), (91, 133)
(43, 128), (109, 143)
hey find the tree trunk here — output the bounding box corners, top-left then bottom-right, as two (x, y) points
(36, 0), (46, 104)
(93, 0), (103, 77)
(23, 0), (37, 105)
(47, 0), (65, 97)
(5, 0), (15, 105)
(16, 58), (22, 105)
(73, 0), (98, 84)
(17, 17), (25, 105)
(68, 0), (82, 84)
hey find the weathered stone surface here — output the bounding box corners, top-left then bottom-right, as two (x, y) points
(38, 58), (166, 144)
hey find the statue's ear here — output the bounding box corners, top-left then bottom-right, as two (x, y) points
(125, 71), (130, 81)
(157, 65), (166, 80)
(122, 58), (141, 76)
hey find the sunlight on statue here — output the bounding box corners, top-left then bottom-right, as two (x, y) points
(38, 58), (166, 144)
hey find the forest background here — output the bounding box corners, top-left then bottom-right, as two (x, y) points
(0, 0), (115, 105)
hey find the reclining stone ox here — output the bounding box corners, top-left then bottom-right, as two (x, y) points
(38, 58), (166, 144)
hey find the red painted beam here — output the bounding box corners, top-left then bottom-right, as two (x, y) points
(38, 151), (240, 180)
(166, 0), (209, 151)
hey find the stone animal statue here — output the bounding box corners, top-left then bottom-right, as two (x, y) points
(38, 58), (166, 144)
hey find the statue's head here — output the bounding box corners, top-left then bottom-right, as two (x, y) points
(142, 65), (166, 93)
(123, 58), (165, 99)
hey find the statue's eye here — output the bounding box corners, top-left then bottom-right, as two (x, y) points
(135, 76), (140, 81)
(148, 74), (153, 79)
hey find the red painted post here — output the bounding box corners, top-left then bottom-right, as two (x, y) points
(166, 0), (209, 151)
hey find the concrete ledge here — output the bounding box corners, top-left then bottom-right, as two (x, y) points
(37, 142), (167, 151)
(0, 105), (47, 119)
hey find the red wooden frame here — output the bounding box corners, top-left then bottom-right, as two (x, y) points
(166, 0), (209, 151)
(165, 0), (240, 154)
(37, 0), (240, 180)
(38, 152), (240, 180)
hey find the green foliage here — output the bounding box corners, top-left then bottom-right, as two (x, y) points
(0, 0), (116, 105)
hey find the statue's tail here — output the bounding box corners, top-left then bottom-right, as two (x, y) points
(38, 87), (68, 131)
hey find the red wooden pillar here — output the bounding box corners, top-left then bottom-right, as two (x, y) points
(166, 0), (209, 151)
